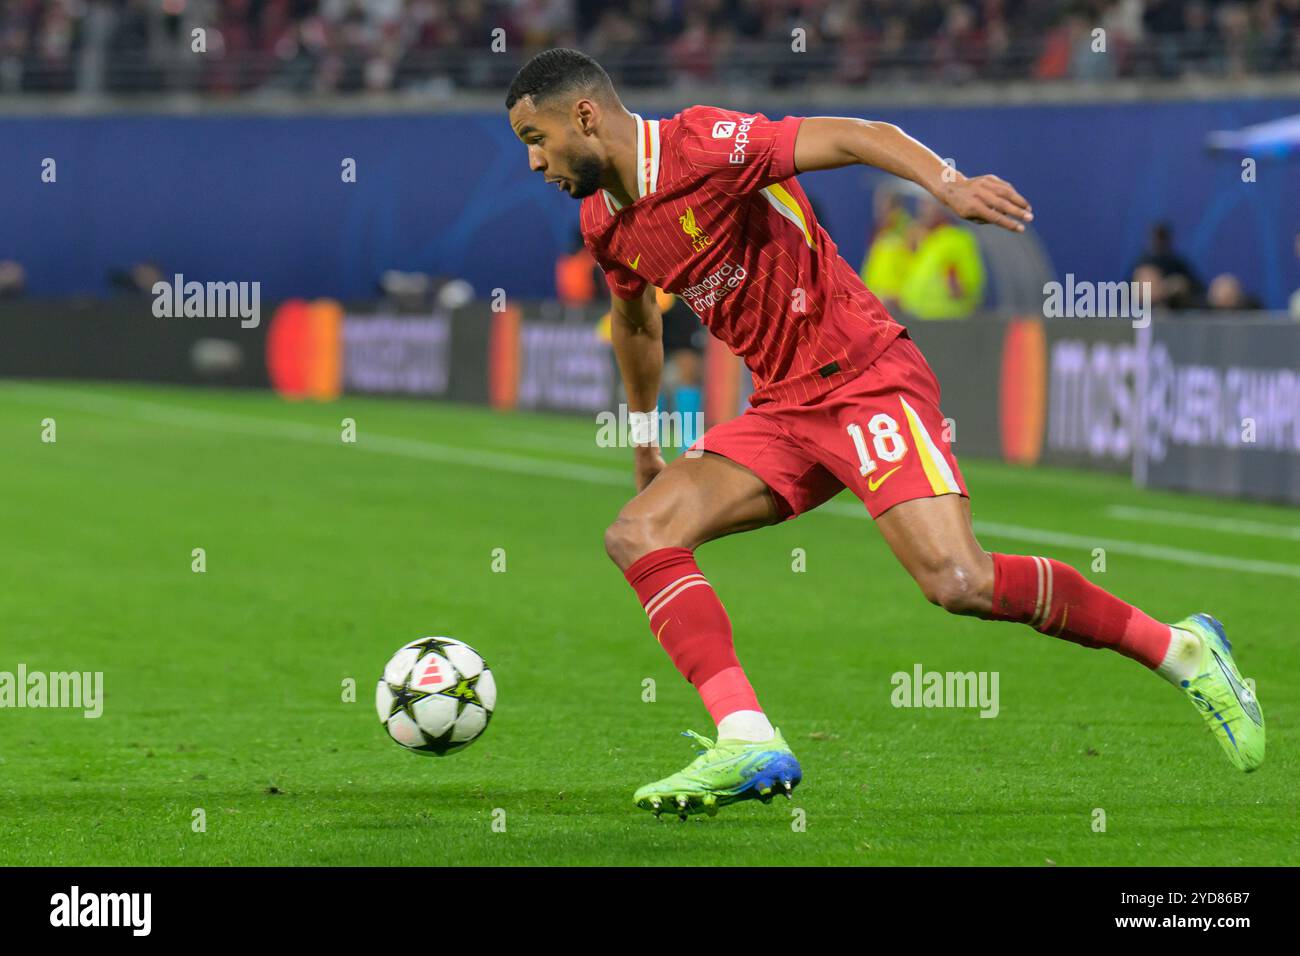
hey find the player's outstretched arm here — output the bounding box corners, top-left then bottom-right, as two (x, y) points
(792, 117), (1033, 233)
(610, 286), (667, 491)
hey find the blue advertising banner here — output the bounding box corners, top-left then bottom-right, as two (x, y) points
(4, 98), (1298, 308)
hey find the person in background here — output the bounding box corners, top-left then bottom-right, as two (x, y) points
(1130, 221), (1203, 309)
(659, 291), (705, 451)
(599, 288), (704, 452)
(0, 260), (26, 298)
(1132, 262), (1169, 313)
(555, 228), (601, 305)
(108, 261), (165, 296)
(1206, 273), (1262, 311)
(1290, 231), (1300, 320)
(898, 197), (986, 320)
(859, 186), (913, 312)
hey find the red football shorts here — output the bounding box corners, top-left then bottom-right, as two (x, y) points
(693, 332), (967, 519)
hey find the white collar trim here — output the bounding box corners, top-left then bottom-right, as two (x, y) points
(601, 113), (660, 213)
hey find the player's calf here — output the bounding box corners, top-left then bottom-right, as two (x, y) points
(604, 454), (787, 751)
(982, 553), (1172, 665)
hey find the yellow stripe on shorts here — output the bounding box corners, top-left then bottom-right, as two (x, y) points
(900, 397), (960, 496)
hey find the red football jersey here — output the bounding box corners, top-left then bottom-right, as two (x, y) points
(579, 105), (902, 406)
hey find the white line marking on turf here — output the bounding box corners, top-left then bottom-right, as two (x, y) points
(1104, 505), (1300, 542)
(810, 503), (1300, 580)
(481, 429), (620, 461)
(0, 383), (631, 488)
(7, 383), (1300, 580)
(975, 520), (1300, 580)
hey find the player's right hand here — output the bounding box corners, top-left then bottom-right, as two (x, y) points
(634, 445), (666, 492)
(935, 174), (1033, 233)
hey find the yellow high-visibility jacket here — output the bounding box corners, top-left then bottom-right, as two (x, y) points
(899, 225), (986, 320)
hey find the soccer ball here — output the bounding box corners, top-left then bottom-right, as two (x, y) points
(376, 637), (496, 756)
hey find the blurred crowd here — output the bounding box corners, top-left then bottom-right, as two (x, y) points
(1128, 221), (1271, 311)
(2, 0), (1298, 95)
(855, 196), (1291, 318)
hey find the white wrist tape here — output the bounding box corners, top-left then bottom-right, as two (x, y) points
(628, 408), (659, 446)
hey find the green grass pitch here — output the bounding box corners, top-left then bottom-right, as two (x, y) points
(0, 379), (1296, 866)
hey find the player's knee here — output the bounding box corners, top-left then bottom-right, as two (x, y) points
(918, 556), (993, 617)
(604, 514), (667, 571)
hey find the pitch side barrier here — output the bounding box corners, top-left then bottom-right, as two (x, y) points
(904, 313), (1300, 505)
(2, 299), (1295, 503)
(0, 298), (273, 388)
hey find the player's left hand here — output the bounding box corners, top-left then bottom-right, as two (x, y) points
(936, 175), (1033, 233)
(634, 445), (666, 492)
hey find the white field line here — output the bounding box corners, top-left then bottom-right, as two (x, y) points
(815, 500), (1300, 579)
(1104, 504), (1300, 542)
(1, 383), (630, 488)
(481, 428), (617, 460)
(7, 382), (1300, 580)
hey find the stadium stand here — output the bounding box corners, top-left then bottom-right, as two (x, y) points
(3, 0), (1299, 95)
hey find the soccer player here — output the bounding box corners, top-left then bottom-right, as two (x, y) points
(505, 50), (1265, 816)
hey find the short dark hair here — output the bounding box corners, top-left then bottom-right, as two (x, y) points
(505, 48), (615, 111)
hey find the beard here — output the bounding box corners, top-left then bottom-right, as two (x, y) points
(566, 151), (604, 199)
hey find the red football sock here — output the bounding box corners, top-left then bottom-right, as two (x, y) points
(624, 547), (761, 723)
(986, 553), (1171, 667)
